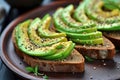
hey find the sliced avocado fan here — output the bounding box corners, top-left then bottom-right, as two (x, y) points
(15, 15), (75, 60)
(84, 0), (120, 31)
(53, 4), (103, 45)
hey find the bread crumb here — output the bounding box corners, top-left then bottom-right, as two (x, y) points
(93, 67), (96, 70)
(90, 76), (93, 79)
(103, 63), (106, 66)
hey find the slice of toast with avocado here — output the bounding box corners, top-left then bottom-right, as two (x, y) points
(53, 4), (115, 59)
(12, 14), (84, 72)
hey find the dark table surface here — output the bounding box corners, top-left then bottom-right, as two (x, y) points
(0, 0), (52, 80)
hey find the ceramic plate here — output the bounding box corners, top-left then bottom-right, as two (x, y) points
(1, 0), (120, 80)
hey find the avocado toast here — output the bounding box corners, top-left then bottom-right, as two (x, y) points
(12, 0), (119, 74)
(12, 14), (84, 72)
(53, 3), (115, 59)
(80, 0), (120, 48)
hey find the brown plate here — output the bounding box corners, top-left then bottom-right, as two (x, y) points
(1, 0), (120, 80)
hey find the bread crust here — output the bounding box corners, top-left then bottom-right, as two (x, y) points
(75, 37), (115, 59)
(12, 28), (85, 72)
(103, 32), (120, 49)
(52, 26), (115, 59)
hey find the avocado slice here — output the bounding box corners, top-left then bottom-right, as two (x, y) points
(97, 22), (120, 31)
(53, 8), (97, 33)
(103, 0), (120, 10)
(38, 14), (66, 38)
(71, 38), (103, 45)
(84, 0), (120, 31)
(73, 1), (89, 22)
(15, 20), (74, 59)
(53, 8), (102, 39)
(28, 17), (67, 47)
(61, 4), (95, 28)
(84, 0), (120, 23)
(15, 20), (56, 56)
(53, 4), (103, 45)
(58, 30), (102, 40)
(42, 41), (75, 60)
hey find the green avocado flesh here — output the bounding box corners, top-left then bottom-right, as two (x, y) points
(84, 0), (120, 31)
(72, 0), (120, 31)
(53, 8), (97, 33)
(53, 4), (103, 45)
(28, 17), (67, 47)
(61, 31), (102, 40)
(103, 0), (120, 10)
(73, 1), (89, 22)
(15, 16), (74, 60)
(85, 0), (120, 23)
(42, 41), (75, 60)
(71, 38), (103, 45)
(61, 5), (96, 28)
(38, 14), (66, 38)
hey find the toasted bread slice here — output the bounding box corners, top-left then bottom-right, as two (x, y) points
(75, 37), (115, 59)
(52, 26), (115, 59)
(12, 28), (85, 72)
(103, 31), (120, 49)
